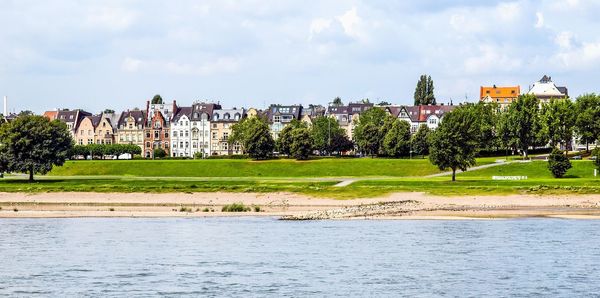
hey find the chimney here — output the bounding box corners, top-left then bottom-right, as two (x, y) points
(3, 96), (6, 116)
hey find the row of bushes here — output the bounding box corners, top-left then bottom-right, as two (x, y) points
(70, 144), (141, 159)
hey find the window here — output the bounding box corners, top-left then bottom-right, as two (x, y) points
(164, 132), (169, 138)
(180, 131), (183, 137)
(185, 131), (189, 137)
(173, 143), (177, 148)
(212, 123), (217, 129)
(146, 132), (151, 138)
(180, 142), (183, 148)
(185, 142), (189, 148)
(222, 142), (228, 150)
(154, 131), (159, 138)
(212, 132), (217, 139)
(428, 118), (437, 125)
(274, 115), (281, 122)
(223, 132), (229, 140)
(173, 130), (177, 136)
(88, 139), (93, 144)
(213, 114), (219, 121)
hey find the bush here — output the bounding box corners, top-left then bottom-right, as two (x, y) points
(593, 148), (600, 170)
(153, 148), (167, 158)
(548, 148), (572, 178)
(253, 205), (261, 212)
(179, 206), (192, 212)
(221, 202), (251, 212)
(109, 208), (115, 211)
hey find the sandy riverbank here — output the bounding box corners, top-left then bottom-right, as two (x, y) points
(1, 192), (600, 219)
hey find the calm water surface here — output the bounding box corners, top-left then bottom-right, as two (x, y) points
(1, 217), (600, 297)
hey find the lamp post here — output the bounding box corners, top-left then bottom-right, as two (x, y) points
(327, 101), (334, 156)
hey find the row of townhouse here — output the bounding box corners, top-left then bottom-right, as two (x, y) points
(43, 99), (461, 158)
(480, 75), (569, 110)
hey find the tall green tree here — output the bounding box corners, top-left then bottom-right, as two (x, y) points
(332, 97), (343, 106)
(230, 116), (274, 159)
(151, 94), (164, 104)
(413, 75), (436, 105)
(429, 105), (479, 181)
(310, 116), (348, 155)
(353, 107), (388, 155)
(382, 119), (411, 157)
(504, 94), (543, 158)
(575, 94), (600, 152)
(277, 119), (307, 156)
(474, 102), (500, 151)
(541, 99), (575, 152)
(547, 148), (571, 178)
(0, 115), (73, 181)
(411, 124), (431, 157)
(289, 127), (312, 160)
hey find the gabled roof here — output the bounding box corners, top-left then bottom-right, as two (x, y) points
(190, 102), (221, 121)
(212, 108), (246, 123)
(118, 110), (146, 127)
(172, 106), (192, 122)
(417, 105), (455, 122)
(265, 105), (302, 122)
(43, 111), (58, 120)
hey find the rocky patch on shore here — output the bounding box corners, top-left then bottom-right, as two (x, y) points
(280, 200), (423, 220)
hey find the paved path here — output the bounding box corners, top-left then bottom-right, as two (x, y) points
(333, 179), (359, 187)
(424, 160), (520, 178)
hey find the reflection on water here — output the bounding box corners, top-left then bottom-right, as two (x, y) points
(1, 217), (599, 296)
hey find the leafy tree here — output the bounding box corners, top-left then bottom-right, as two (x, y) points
(151, 94), (164, 104)
(360, 123), (380, 156)
(474, 102), (500, 151)
(547, 148), (571, 178)
(103, 109), (115, 114)
(361, 98), (371, 104)
(382, 119), (411, 157)
(332, 97), (343, 106)
(277, 119), (306, 156)
(575, 94), (600, 152)
(411, 124), (431, 157)
(504, 94), (543, 158)
(0, 115), (73, 181)
(330, 133), (354, 154)
(18, 110), (34, 116)
(289, 127), (312, 160)
(429, 105), (479, 181)
(541, 99), (575, 152)
(231, 117), (274, 159)
(310, 116), (347, 155)
(377, 101), (391, 106)
(153, 147), (167, 158)
(413, 75), (436, 105)
(353, 107), (387, 155)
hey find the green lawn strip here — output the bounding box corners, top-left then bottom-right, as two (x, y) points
(48, 158), (495, 178)
(0, 178), (337, 194)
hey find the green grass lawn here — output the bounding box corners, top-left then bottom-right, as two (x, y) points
(1, 159), (597, 199)
(49, 158), (452, 178)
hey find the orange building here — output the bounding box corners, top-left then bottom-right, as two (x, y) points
(480, 85), (520, 109)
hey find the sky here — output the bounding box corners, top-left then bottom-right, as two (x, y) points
(1, 0), (600, 114)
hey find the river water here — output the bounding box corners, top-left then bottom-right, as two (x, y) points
(1, 217), (599, 297)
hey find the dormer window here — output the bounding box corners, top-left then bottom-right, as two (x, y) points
(213, 114), (219, 121)
(224, 113), (230, 120)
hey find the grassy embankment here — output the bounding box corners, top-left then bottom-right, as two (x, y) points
(0, 158), (598, 198)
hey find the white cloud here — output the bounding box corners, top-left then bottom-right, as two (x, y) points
(309, 18), (332, 41)
(535, 12), (544, 28)
(555, 31), (574, 49)
(464, 45), (522, 74)
(555, 41), (600, 69)
(336, 7), (362, 39)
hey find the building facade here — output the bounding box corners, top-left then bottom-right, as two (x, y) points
(326, 102), (373, 140)
(190, 102), (221, 158)
(170, 107), (192, 157)
(116, 110), (146, 151)
(480, 85), (520, 110)
(528, 75), (568, 103)
(210, 108), (246, 156)
(144, 110), (170, 158)
(266, 105), (303, 140)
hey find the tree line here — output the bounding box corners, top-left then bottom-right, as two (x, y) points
(427, 94), (600, 180)
(70, 144), (142, 159)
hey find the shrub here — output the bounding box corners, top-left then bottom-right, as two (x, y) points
(109, 208), (115, 211)
(153, 148), (167, 158)
(179, 206), (192, 212)
(548, 148), (572, 178)
(221, 202), (251, 212)
(593, 148), (600, 170)
(13, 208), (18, 212)
(253, 205), (261, 212)
(202, 207), (210, 212)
